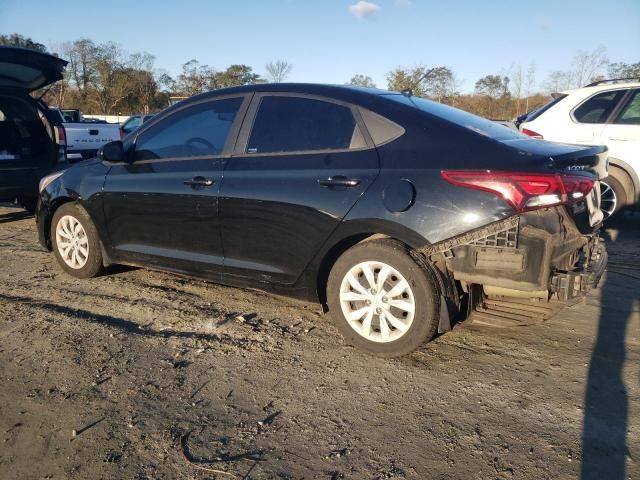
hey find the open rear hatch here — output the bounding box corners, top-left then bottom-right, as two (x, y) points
(0, 46), (68, 92)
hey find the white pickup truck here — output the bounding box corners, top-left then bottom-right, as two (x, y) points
(50, 108), (121, 162)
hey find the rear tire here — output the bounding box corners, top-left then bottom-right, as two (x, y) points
(600, 170), (631, 220)
(327, 239), (440, 357)
(51, 203), (103, 278)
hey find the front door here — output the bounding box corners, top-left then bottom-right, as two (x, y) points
(102, 95), (248, 279)
(219, 94), (379, 286)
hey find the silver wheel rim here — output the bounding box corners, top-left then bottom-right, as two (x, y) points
(55, 215), (89, 269)
(600, 181), (617, 220)
(339, 261), (415, 343)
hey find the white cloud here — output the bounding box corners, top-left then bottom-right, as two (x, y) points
(349, 1), (381, 19)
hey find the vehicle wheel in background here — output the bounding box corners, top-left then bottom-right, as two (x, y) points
(600, 169), (632, 220)
(50, 203), (103, 278)
(327, 239), (440, 357)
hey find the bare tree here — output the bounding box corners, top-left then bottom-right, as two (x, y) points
(47, 42), (70, 107)
(63, 39), (97, 105)
(91, 42), (131, 114)
(524, 62), (536, 112)
(265, 60), (293, 83)
(129, 52), (157, 113)
(509, 64), (524, 116)
(543, 69), (573, 94)
(572, 46), (609, 87)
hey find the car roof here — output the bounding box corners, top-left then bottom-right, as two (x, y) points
(180, 83), (400, 104)
(559, 81), (640, 96)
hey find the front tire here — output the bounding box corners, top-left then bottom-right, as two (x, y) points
(327, 239), (440, 357)
(51, 203), (103, 278)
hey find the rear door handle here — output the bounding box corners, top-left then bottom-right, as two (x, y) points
(184, 176), (214, 187)
(318, 176), (361, 187)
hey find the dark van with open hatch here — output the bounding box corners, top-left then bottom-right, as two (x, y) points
(0, 46), (68, 212)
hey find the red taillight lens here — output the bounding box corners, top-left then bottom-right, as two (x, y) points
(120, 127), (125, 140)
(441, 171), (594, 212)
(54, 125), (66, 145)
(521, 128), (543, 139)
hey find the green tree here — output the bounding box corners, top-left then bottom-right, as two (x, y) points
(347, 74), (376, 88)
(475, 74), (510, 99)
(176, 59), (214, 96)
(0, 33), (47, 52)
(386, 66), (458, 102)
(607, 61), (640, 79)
(91, 42), (130, 114)
(212, 64), (263, 89)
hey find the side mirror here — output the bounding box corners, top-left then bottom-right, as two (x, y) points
(98, 141), (125, 163)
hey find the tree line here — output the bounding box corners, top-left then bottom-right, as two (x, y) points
(2, 33), (638, 120)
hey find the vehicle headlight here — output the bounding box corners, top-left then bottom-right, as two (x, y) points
(39, 171), (64, 193)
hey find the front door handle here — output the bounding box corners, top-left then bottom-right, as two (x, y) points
(184, 176), (214, 187)
(318, 176), (361, 187)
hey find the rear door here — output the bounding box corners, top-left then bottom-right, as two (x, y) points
(569, 89), (628, 143)
(219, 93), (379, 285)
(102, 95), (249, 279)
(600, 89), (640, 163)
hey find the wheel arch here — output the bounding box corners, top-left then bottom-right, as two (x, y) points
(608, 157), (638, 205)
(42, 196), (76, 250)
(312, 219), (430, 304)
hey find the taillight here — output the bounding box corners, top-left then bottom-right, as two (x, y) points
(441, 171), (594, 212)
(120, 127), (124, 140)
(54, 125), (66, 145)
(521, 128), (543, 139)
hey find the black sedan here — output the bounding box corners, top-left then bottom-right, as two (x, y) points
(37, 83), (608, 356)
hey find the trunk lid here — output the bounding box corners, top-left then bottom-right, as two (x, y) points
(0, 47), (68, 92)
(502, 138), (608, 180)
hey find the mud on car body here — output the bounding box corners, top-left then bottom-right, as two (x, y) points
(36, 83), (608, 356)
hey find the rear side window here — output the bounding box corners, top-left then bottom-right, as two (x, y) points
(614, 90), (640, 125)
(135, 97), (242, 160)
(573, 90), (626, 124)
(247, 96), (362, 154)
(359, 108), (405, 146)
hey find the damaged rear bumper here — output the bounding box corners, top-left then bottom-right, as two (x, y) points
(419, 207), (607, 303)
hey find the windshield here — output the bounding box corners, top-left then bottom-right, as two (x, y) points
(518, 94), (567, 124)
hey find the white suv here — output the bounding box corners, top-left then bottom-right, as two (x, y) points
(518, 79), (640, 218)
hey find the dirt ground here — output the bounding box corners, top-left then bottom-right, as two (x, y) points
(0, 205), (638, 480)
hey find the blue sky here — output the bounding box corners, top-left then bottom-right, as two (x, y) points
(2, 0), (639, 92)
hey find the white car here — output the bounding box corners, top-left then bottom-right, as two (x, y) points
(49, 107), (121, 162)
(518, 79), (640, 218)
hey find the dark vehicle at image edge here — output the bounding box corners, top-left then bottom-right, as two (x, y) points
(0, 47), (68, 212)
(37, 83), (608, 356)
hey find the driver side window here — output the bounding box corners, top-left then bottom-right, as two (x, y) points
(134, 97), (243, 160)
